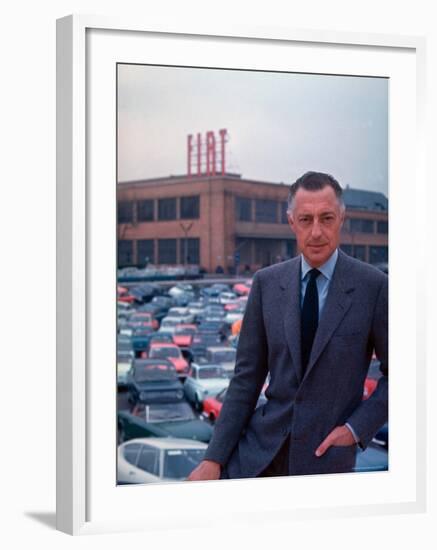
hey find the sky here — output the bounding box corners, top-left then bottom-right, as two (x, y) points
(117, 64), (388, 196)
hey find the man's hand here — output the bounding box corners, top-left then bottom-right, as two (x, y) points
(315, 425), (356, 457)
(187, 459), (221, 481)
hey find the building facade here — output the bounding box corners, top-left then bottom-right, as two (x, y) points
(117, 173), (388, 273)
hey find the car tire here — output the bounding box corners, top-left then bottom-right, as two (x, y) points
(194, 394), (203, 413)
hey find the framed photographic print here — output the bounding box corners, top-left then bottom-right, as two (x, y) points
(57, 15), (426, 535)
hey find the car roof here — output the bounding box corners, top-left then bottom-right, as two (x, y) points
(207, 346), (235, 352)
(124, 437), (207, 450)
(149, 342), (179, 348)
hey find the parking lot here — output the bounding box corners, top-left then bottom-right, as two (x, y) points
(117, 276), (388, 485)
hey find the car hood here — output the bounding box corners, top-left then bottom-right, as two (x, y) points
(196, 379), (229, 395)
(155, 419), (212, 442)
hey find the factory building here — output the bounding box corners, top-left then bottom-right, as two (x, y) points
(117, 129), (388, 273)
(117, 173), (388, 273)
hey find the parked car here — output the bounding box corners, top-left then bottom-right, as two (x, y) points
(117, 358), (132, 388)
(232, 280), (252, 296)
(203, 386), (266, 422)
(172, 324), (197, 347)
(117, 334), (134, 358)
(218, 291), (238, 305)
(126, 312), (159, 331)
(126, 359), (183, 404)
(167, 307), (195, 324)
(353, 442), (388, 472)
(117, 401), (213, 443)
(147, 342), (190, 377)
(117, 437), (207, 484)
(117, 286), (136, 303)
(184, 363), (230, 411)
(147, 332), (175, 347)
(372, 422), (389, 449)
(158, 317), (184, 334)
(205, 346), (237, 373)
(131, 328), (154, 355)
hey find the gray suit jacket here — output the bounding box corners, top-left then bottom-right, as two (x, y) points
(204, 249), (388, 477)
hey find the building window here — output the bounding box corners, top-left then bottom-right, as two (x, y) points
(235, 197), (252, 222)
(158, 198), (176, 221)
(118, 201), (134, 224)
(281, 202), (289, 224)
(179, 238), (200, 264)
(286, 239), (296, 258)
(349, 218), (374, 233)
(137, 199), (154, 222)
(369, 246), (388, 264)
(137, 239), (154, 266)
(341, 244), (366, 261)
(377, 220), (388, 234)
(180, 196), (200, 219)
(158, 239), (177, 264)
(118, 240), (133, 267)
(255, 199), (277, 223)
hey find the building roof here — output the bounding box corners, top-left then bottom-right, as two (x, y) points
(118, 173), (388, 212)
(343, 187), (388, 211)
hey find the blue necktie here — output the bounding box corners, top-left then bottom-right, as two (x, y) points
(301, 268), (321, 372)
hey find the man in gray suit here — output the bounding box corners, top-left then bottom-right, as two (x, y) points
(188, 171), (388, 480)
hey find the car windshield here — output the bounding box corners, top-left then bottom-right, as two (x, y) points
(175, 328), (195, 335)
(150, 335), (173, 343)
(198, 367), (226, 379)
(133, 365), (176, 382)
(131, 315), (151, 322)
(150, 347), (181, 358)
(163, 449), (206, 479)
(211, 350), (236, 362)
(137, 402), (196, 422)
(162, 319), (179, 326)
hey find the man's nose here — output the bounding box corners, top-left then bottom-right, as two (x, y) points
(310, 220), (322, 238)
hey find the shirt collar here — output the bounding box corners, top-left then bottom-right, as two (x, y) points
(301, 248), (338, 281)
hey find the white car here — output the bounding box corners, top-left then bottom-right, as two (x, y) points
(184, 363), (230, 410)
(117, 359), (132, 387)
(205, 346), (237, 373)
(158, 317), (184, 334)
(218, 291), (238, 305)
(167, 307), (195, 324)
(117, 437), (207, 484)
(224, 311), (244, 325)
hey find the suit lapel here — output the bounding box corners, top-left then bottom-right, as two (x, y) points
(279, 258), (304, 382)
(302, 250), (355, 383)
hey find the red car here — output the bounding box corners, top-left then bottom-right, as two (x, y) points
(127, 312), (159, 331)
(147, 342), (190, 377)
(232, 280), (252, 296)
(118, 285), (135, 303)
(363, 378), (378, 400)
(363, 357), (383, 400)
(203, 385), (267, 423)
(172, 324), (197, 347)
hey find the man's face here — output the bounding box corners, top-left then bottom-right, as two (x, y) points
(287, 186), (345, 268)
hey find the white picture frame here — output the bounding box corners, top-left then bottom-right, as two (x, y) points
(56, 14), (427, 535)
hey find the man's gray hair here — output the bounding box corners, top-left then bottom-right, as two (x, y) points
(287, 171), (345, 215)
